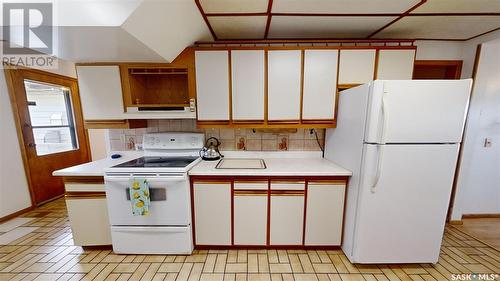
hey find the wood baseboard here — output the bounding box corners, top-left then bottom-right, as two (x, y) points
(449, 220), (463, 225)
(0, 206), (34, 223)
(462, 213), (500, 219)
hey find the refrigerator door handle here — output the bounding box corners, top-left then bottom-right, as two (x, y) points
(371, 145), (384, 193)
(379, 92), (389, 144)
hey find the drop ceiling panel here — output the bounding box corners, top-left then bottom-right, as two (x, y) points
(272, 0), (420, 14)
(374, 16), (500, 39)
(412, 0), (500, 13)
(268, 16), (397, 38)
(209, 16), (267, 39)
(200, 0), (269, 13)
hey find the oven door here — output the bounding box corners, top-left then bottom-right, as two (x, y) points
(104, 173), (191, 226)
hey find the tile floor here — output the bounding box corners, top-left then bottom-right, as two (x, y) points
(452, 218), (500, 251)
(0, 199), (499, 281)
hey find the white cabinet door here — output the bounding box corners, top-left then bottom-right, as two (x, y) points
(76, 65), (124, 120)
(302, 50), (338, 120)
(193, 182), (231, 245)
(233, 181), (268, 245)
(339, 50), (376, 84)
(268, 50), (302, 121)
(376, 49), (416, 80)
(231, 50), (265, 121)
(66, 197), (112, 246)
(269, 181), (305, 245)
(195, 51), (230, 121)
(304, 182), (346, 246)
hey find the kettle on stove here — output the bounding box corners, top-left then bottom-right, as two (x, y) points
(200, 137), (223, 161)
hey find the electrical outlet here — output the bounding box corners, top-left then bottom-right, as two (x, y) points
(484, 138), (492, 147)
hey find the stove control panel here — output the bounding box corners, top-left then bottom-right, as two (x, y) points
(142, 133), (205, 150)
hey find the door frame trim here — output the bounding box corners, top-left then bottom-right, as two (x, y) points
(4, 66), (88, 206)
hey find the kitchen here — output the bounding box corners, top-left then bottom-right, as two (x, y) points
(0, 0), (499, 280)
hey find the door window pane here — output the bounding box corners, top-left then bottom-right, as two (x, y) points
(24, 80), (78, 156)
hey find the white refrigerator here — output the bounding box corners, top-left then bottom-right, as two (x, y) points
(325, 79), (472, 264)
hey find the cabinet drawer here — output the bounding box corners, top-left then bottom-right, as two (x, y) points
(270, 181), (305, 191)
(65, 183), (105, 192)
(234, 181), (268, 190)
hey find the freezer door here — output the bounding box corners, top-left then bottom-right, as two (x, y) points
(352, 144), (459, 263)
(365, 80), (472, 144)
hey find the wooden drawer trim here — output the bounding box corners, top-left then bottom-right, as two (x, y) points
(65, 191), (106, 199)
(307, 180), (347, 185)
(63, 176), (104, 184)
(270, 190), (305, 196)
(234, 190), (268, 196)
(193, 181), (231, 185)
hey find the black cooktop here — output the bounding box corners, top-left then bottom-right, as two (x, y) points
(112, 156), (199, 168)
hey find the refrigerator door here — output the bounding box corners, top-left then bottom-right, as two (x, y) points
(352, 143), (459, 264)
(365, 80), (472, 144)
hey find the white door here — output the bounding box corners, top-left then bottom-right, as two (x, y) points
(304, 182), (345, 246)
(193, 182), (232, 245)
(76, 65), (124, 120)
(302, 50), (338, 120)
(365, 80), (472, 144)
(269, 181), (305, 245)
(376, 49), (415, 80)
(268, 50), (302, 121)
(195, 51), (230, 121)
(338, 50), (376, 84)
(66, 198), (112, 246)
(353, 144), (459, 263)
(231, 50), (265, 121)
(234, 193), (268, 245)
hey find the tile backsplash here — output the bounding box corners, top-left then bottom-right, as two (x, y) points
(108, 120), (325, 152)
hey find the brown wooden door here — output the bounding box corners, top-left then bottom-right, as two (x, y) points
(5, 68), (90, 205)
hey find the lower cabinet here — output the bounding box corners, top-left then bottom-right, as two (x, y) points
(304, 181), (346, 246)
(191, 177), (347, 247)
(64, 180), (112, 246)
(233, 181), (268, 245)
(270, 181), (305, 245)
(193, 181), (232, 245)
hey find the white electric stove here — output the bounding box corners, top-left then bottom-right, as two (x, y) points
(104, 132), (204, 254)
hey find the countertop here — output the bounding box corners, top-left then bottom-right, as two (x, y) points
(52, 151), (143, 177)
(52, 151), (352, 177)
(189, 152), (352, 177)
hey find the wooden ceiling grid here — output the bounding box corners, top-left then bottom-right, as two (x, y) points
(194, 0), (500, 41)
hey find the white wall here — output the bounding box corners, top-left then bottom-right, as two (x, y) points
(451, 37), (500, 220)
(0, 68), (32, 217)
(88, 129), (108, 160)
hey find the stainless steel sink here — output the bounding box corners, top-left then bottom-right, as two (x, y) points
(215, 158), (266, 169)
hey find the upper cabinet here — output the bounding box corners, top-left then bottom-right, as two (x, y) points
(267, 50), (302, 122)
(338, 50), (376, 85)
(231, 50), (265, 122)
(302, 50), (339, 121)
(376, 49), (416, 80)
(195, 51), (230, 122)
(76, 65), (125, 121)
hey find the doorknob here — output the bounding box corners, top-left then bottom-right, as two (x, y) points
(28, 143), (36, 148)
(23, 123), (31, 128)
